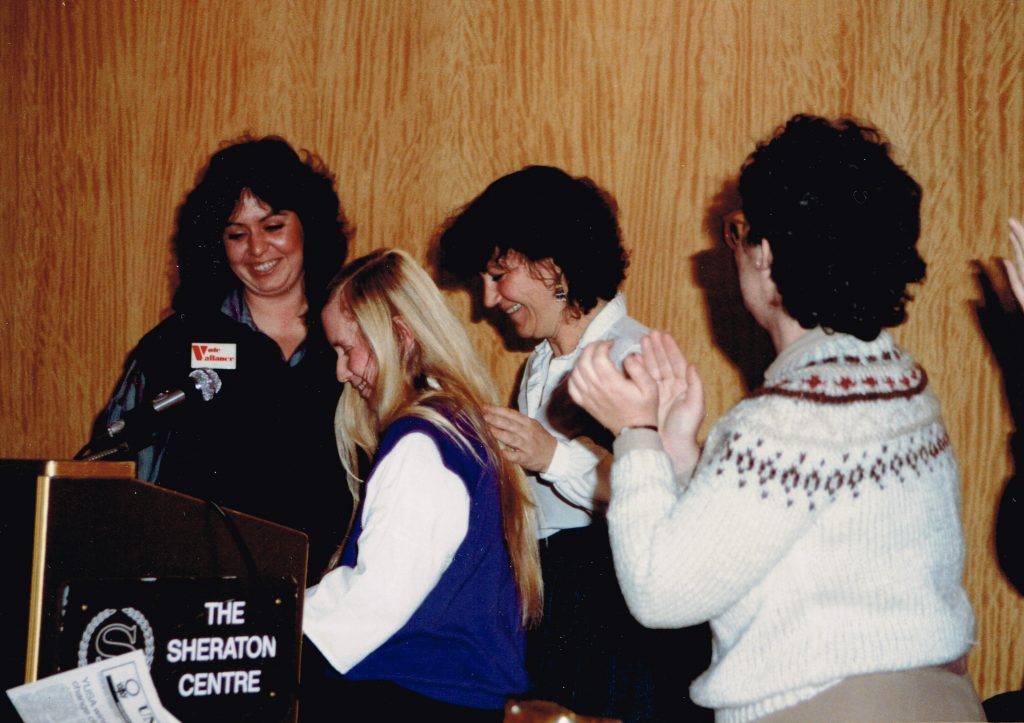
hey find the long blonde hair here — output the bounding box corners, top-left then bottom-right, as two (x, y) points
(326, 248), (542, 625)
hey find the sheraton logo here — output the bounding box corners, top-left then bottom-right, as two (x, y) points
(77, 607), (156, 668)
(190, 343), (237, 370)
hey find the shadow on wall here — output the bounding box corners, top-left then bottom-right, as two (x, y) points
(970, 260), (1024, 720)
(692, 177), (775, 393)
(971, 261), (1024, 598)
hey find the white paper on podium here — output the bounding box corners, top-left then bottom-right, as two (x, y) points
(6, 650), (181, 723)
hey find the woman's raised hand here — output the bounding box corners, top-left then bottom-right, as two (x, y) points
(640, 331), (705, 475)
(484, 405), (558, 473)
(1004, 217), (1024, 310)
(568, 340), (658, 437)
(569, 332), (704, 476)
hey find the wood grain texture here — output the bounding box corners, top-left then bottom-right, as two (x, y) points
(2, 0), (1021, 699)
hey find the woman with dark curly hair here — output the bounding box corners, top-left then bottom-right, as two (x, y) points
(95, 136), (352, 576)
(439, 166), (709, 722)
(569, 115), (984, 721)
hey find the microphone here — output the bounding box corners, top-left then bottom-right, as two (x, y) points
(104, 368), (223, 438)
(75, 369), (223, 461)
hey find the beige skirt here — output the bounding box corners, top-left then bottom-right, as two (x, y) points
(755, 664), (986, 722)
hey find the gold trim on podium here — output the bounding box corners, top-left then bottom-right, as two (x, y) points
(24, 476), (48, 682)
(23, 460), (136, 681)
(43, 460), (135, 479)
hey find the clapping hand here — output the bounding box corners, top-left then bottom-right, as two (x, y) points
(569, 331), (705, 475)
(637, 331), (705, 475)
(568, 340), (659, 435)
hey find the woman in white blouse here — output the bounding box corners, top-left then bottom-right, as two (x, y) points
(302, 249), (541, 721)
(439, 166), (710, 722)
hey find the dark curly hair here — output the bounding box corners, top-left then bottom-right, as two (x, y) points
(738, 114), (926, 341)
(172, 135), (350, 322)
(437, 165), (629, 314)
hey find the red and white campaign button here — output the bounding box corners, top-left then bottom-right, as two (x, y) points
(190, 343), (237, 370)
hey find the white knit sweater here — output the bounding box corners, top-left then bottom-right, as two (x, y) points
(608, 329), (975, 722)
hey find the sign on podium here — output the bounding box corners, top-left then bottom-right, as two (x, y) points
(2, 460), (308, 722)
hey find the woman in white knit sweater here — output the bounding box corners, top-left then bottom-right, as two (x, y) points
(568, 115), (985, 722)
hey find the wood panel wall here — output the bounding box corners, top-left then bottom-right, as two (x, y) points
(2, 0), (1021, 700)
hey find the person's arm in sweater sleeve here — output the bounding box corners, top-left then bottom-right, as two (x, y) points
(569, 331), (816, 627)
(607, 425), (816, 627)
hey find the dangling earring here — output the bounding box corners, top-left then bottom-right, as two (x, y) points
(554, 284), (567, 302)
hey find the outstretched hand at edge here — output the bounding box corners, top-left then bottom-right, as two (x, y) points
(1005, 217), (1024, 310)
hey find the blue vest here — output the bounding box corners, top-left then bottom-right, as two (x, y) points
(340, 415), (526, 709)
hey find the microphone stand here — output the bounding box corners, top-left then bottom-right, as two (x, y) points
(73, 368), (222, 461)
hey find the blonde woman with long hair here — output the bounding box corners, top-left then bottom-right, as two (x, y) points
(302, 248), (542, 721)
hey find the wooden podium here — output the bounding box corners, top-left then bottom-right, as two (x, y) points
(2, 459), (308, 722)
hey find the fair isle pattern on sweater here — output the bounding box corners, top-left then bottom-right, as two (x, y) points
(607, 329), (975, 722)
(752, 346), (927, 403)
(710, 341), (952, 512)
(716, 428), (953, 511)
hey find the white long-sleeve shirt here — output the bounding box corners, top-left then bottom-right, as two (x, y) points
(303, 432), (470, 674)
(519, 293), (648, 538)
